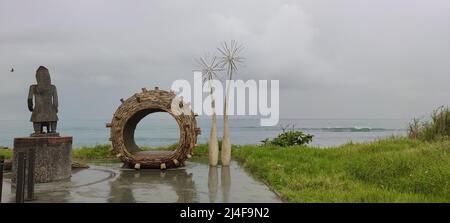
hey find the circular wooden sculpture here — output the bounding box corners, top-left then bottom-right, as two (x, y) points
(107, 87), (201, 169)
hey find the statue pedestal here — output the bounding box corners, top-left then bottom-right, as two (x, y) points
(12, 136), (72, 183)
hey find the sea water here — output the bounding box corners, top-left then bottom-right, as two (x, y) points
(0, 115), (408, 148)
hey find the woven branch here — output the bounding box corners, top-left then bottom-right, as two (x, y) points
(107, 88), (200, 169)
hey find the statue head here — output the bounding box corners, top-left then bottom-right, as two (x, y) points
(36, 66), (51, 90)
(36, 66), (51, 85)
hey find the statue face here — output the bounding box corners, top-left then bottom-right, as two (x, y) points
(36, 66), (51, 86)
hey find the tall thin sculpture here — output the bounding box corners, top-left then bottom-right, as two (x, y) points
(218, 40), (244, 166)
(199, 56), (221, 166)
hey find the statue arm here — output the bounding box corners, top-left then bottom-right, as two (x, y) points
(53, 85), (59, 113)
(27, 85), (34, 111)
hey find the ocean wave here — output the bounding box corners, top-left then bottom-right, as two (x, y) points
(230, 126), (403, 132)
(224, 125), (404, 132)
(299, 127), (394, 132)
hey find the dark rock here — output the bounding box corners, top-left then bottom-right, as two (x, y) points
(72, 161), (89, 169)
(3, 159), (12, 171)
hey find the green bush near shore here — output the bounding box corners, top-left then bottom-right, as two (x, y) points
(409, 106), (450, 141)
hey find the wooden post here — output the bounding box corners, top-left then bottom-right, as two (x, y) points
(16, 152), (26, 203)
(0, 155), (4, 203)
(26, 148), (36, 201)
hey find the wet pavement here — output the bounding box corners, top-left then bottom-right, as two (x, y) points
(1, 161), (281, 203)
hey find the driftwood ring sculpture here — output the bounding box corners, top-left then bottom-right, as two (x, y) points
(107, 87), (200, 170)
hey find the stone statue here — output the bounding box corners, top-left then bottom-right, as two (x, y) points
(13, 66), (71, 184)
(28, 66), (59, 136)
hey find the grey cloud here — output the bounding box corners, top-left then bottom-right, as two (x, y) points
(1, 0), (450, 120)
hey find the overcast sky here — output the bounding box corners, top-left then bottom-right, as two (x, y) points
(1, 0), (449, 120)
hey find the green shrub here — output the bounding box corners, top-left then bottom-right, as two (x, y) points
(0, 148), (12, 159)
(408, 106), (450, 141)
(72, 144), (114, 160)
(263, 130), (313, 147)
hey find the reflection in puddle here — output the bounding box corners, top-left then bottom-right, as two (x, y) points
(208, 166), (218, 203)
(108, 168), (196, 203)
(1, 161), (281, 203)
(221, 166), (231, 203)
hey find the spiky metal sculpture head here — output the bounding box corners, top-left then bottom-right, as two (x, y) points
(217, 40), (244, 79)
(198, 55), (222, 83)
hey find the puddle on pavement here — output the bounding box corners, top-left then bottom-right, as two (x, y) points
(1, 161), (281, 203)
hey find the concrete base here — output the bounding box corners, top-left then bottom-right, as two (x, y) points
(12, 136), (72, 183)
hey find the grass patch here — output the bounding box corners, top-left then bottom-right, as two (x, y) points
(72, 144), (117, 162)
(72, 143), (180, 162)
(189, 144), (210, 164)
(228, 137), (450, 202)
(0, 148), (12, 159)
(1, 143), (189, 162)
